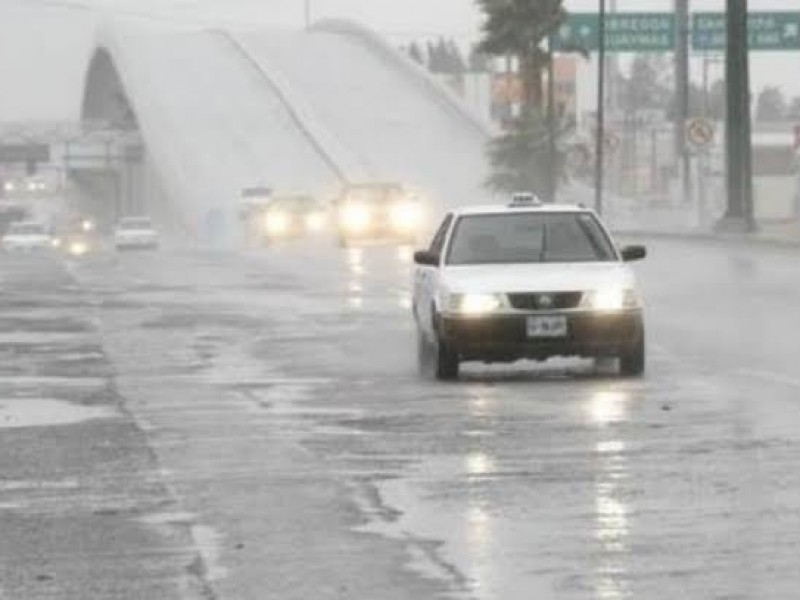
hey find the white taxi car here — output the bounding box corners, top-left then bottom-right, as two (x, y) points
(2, 221), (54, 253)
(412, 194), (647, 380)
(114, 216), (160, 251)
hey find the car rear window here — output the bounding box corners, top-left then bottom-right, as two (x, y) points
(446, 212), (617, 265)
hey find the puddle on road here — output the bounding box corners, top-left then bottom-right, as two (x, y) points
(0, 332), (96, 347)
(0, 398), (116, 429)
(0, 376), (106, 390)
(0, 478), (81, 492)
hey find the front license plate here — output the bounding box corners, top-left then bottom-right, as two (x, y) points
(526, 315), (567, 338)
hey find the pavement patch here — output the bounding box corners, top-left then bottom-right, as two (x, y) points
(0, 398), (116, 429)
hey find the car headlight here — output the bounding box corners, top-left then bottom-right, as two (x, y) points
(390, 201), (421, 231)
(265, 211), (290, 235)
(450, 293), (504, 315)
(51, 238), (62, 248)
(581, 288), (639, 311)
(305, 212), (325, 232)
(68, 241), (88, 256)
(81, 219), (95, 233)
(341, 203), (370, 232)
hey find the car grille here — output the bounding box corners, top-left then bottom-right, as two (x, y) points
(507, 292), (583, 311)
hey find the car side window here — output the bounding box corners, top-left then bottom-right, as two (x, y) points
(428, 214), (453, 256)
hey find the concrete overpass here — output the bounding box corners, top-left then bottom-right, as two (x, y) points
(80, 19), (494, 241)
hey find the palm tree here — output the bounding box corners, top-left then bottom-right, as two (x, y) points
(477, 0), (566, 112)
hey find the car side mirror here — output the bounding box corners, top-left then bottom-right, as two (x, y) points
(621, 245), (647, 262)
(414, 250), (440, 266)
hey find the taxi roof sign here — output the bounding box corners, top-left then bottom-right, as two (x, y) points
(510, 192), (544, 207)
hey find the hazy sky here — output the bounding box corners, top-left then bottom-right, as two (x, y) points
(11, 0), (800, 97)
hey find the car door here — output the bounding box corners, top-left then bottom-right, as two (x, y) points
(414, 213), (452, 334)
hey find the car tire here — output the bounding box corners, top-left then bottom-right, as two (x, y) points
(619, 333), (645, 377)
(434, 333), (459, 381)
(416, 329), (430, 376)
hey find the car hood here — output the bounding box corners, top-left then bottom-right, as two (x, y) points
(441, 262), (636, 294)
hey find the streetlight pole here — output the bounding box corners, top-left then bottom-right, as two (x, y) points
(595, 0), (607, 216)
(675, 0), (691, 204)
(304, 0), (311, 30)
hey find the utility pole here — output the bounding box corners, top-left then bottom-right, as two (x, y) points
(547, 33), (557, 202)
(304, 0), (311, 29)
(595, 0), (607, 215)
(719, 0), (754, 231)
(607, 0), (617, 110)
(675, 0), (691, 204)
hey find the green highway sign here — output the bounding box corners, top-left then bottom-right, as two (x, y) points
(554, 11), (800, 54)
(555, 13), (675, 53)
(692, 12), (800, 51)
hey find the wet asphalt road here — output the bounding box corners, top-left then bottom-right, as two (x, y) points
(3, 236), (800, 599)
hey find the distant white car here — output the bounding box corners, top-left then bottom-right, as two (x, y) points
(2, 221), (53, 252)
(114, 216), (160, 250)
(413, 194), (647, 380)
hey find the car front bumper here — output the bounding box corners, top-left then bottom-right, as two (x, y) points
(440, 310), (644, 362)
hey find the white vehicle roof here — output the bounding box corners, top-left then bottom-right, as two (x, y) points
(452, 202), (592, 217)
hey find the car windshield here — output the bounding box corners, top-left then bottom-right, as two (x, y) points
(343, 185), (405, 205)
(269, 196), (317, 212)
(119, 218), (152, 230)
(8, 223), (45, 235)
(446, 212), (617, 265)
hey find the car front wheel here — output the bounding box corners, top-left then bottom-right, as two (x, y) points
(619, 334), (645, 377)
(434, 334), (459, 380)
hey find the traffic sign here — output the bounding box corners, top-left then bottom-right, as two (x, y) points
(692, 12), (800, 51)
(686, 118), (715, 149)
(554, 11), (800, 54)
(555, 13), (675, 53)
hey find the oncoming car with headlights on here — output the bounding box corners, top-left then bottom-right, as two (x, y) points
(412, 195), (647, 380)
(261, 194), (326, 244)
(333, 182), (424, 247)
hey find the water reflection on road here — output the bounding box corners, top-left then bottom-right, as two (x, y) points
(589, 390), (633, 599)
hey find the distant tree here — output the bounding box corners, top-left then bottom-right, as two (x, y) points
(468, 46), (492, 73)
(408, 41), (425, 66)
(622, 54), (670, 112)
(446, 40), (466, 74)
(707, 79), (726, 120)
(426, 40), (441, 72)
(787, 96), (800, 120)
(485, 111), (570, 198)
(756, 86), (787, 121)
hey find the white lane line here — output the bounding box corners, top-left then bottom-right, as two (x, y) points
(738, 368), (800, 390)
